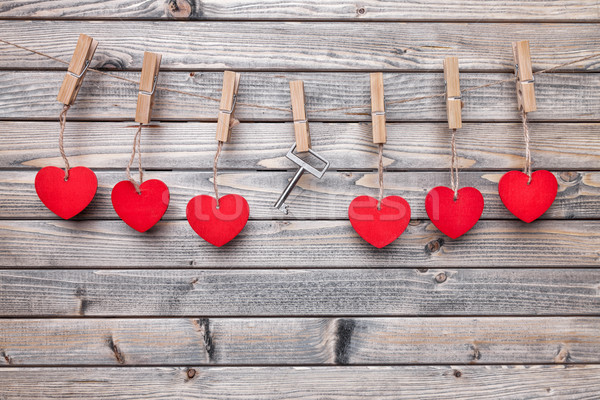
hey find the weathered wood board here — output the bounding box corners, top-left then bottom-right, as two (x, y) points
(1, 317), (598, 365)
(2, 122), (600, 170)
(2, 0), (599, 21)
(1, 220), (600, 267)
(1, 366), (599, 399)
(1, 72), (600, 121)
(1, 21), (600, 71)
(2, 269), (598, 316)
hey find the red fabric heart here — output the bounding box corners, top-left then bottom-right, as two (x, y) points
(425, 186), (484, 239)
(186, 194), (249, 247)
(111, 179), (170, 232)
(498, 170), (557, 223)
(348, 195), (411, 248)
(35, 166), (97, 219)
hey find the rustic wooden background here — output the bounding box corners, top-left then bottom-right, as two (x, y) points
(1, 1), (600, 398)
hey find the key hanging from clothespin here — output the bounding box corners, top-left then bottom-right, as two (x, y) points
(57, 34), (98, 106)
(444, 56), (462, 130)
(135, 51), (162, 124)
(216, 70), (241, 142)
(273, 80), (330, 214)
(512, 40), (537, 113)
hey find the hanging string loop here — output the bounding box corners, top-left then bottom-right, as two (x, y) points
(126, 123), (144, 194)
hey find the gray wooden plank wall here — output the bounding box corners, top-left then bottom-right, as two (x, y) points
(0, 1), (599, 398)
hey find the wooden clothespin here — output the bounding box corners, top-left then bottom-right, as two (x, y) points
(370, 72), (386, 143)
(215, 71), (241, 142)
(56, 34), (98, 106)
(135, 51), (162, 124)
(443, 56), (462, 129)
(512, 40), (537, 113)
(289, 80), (311, 152)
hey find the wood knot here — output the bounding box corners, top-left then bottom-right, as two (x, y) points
(554, 345), (571, 363)
(167, 0), (194, 19)
(558, 171), (580, 184)
(425, 238), (444, 254)
(470, 344), (481, 362)
(356, 7), (366, 15)
(454, 370), (462, 378)
(192, 319), (216, 362)
(335, 319), (356, 365)
(107, 336), (124, 364)
(1, 350), (12, 365)
(187, 368), (196, 379)
(435, 272), (447, 284)
(417, 268), (428, 273)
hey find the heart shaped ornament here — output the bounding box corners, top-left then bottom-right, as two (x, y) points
(498, 170), (557, 223)
(111, 179), (170, 232)
(348, 195), (411, 248)
(425, 186), (484, 239)
(186, 194), (249, 247)
(35, 166), (98, 219)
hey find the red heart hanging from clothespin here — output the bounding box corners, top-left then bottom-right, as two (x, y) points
(35, 166), (97, 219)
(348, 195), (411, 248)
(111, 179), (170, 232)
(347, 73), (410, 248)
(111, 51), (169, 233)
(498, 170), (557, 223)
(186, 194), (249, 247)
(425, 186), (484, 239)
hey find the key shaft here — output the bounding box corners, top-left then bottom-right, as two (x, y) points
(274, 167), (305, 214)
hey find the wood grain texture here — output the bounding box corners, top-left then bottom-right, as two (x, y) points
(1, 220), (600, 267)
(3, 269), (599, 316)
(1, 21), (600, 71)
(0, 3), (599, 399)
(2, 122), (600, 170)
(1, 317), (598, 365)
(2, 71), (600, 122)
(1, 365), (599, 399)
(0, 170), (596, 220)
(1, 0), (600, 21)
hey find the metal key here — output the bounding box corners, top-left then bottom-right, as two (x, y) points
(274, 144), (330, 214)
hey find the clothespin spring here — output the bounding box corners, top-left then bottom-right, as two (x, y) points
(139, 75), (158, 97)
(67, 60), (91, 80)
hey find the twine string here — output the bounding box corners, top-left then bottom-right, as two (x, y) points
(450, 128), (459, 200)
(1, 38), (599, 117)
(58, 104), (71, 180)
(213, 140), (223, 208)
(377, 143), (384, 210)
(126, 123), (144, 194)
(521, 109), (532, 183)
